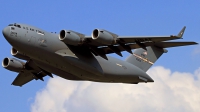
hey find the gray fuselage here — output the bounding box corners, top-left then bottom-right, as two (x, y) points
(2, 23), (153, 84)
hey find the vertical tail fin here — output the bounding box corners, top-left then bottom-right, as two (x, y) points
(126, 46), (167, 72)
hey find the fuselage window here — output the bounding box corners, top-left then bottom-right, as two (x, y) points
(26, 27), (28, 30)
(8, 24), (13, 26)
(23, 27), (25, 29)
(30, 28), (34, 31)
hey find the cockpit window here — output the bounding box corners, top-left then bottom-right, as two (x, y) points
(9, 23), (21, 28)
(14, 24), (21, 28)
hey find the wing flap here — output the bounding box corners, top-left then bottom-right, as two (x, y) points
(93, 42), (197, 55)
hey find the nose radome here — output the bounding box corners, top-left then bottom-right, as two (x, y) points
(2, 27), (10, 37)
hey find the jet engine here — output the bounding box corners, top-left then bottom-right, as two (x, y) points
(2, 57), (25, 72)
(59, 30), (85, 45)
(92, 29), (118, 45)
(11, 48), (29, 60)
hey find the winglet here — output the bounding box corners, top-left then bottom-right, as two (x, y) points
(177, 26), (186, 38)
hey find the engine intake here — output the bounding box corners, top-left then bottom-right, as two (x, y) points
(59, 30), (85, 45)
(11, 48), (29, 60)
(92, 29), (118, 45)
(2, 57), (25, 72)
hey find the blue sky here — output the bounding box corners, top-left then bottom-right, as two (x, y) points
(1, 1), (200, 112)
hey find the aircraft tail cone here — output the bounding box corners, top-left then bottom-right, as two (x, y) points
(147, 76), (154, 82)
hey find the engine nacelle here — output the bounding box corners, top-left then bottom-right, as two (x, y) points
(59, 30), (85, 45)
(11, 48), (29, 60)
(92, 29), (118, 45)
(2, 57), (25, 72)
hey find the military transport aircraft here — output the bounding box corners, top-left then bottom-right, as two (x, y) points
(2, 23), (197, 86)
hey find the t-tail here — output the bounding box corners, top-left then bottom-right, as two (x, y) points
(126, 46), (167, 72)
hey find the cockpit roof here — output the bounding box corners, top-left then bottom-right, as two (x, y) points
(8, 23), (21, 28)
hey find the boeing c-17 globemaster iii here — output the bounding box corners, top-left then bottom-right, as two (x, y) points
(1, 23), (197, 86)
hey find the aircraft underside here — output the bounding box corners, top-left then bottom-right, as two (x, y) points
(1, 23), (197, 86)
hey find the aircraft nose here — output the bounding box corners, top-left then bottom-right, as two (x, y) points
(2, 27), (10, 37)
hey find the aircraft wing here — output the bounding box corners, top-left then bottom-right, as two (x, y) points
(84, 26), (186, 46)
(12, 70), (35, 86)
(11, 60), (52, 87)
(59, 26), (197, 60)
(79, 41), (196, 60)
(60, 41), (197, 60)
(95, 42), (198, 55)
